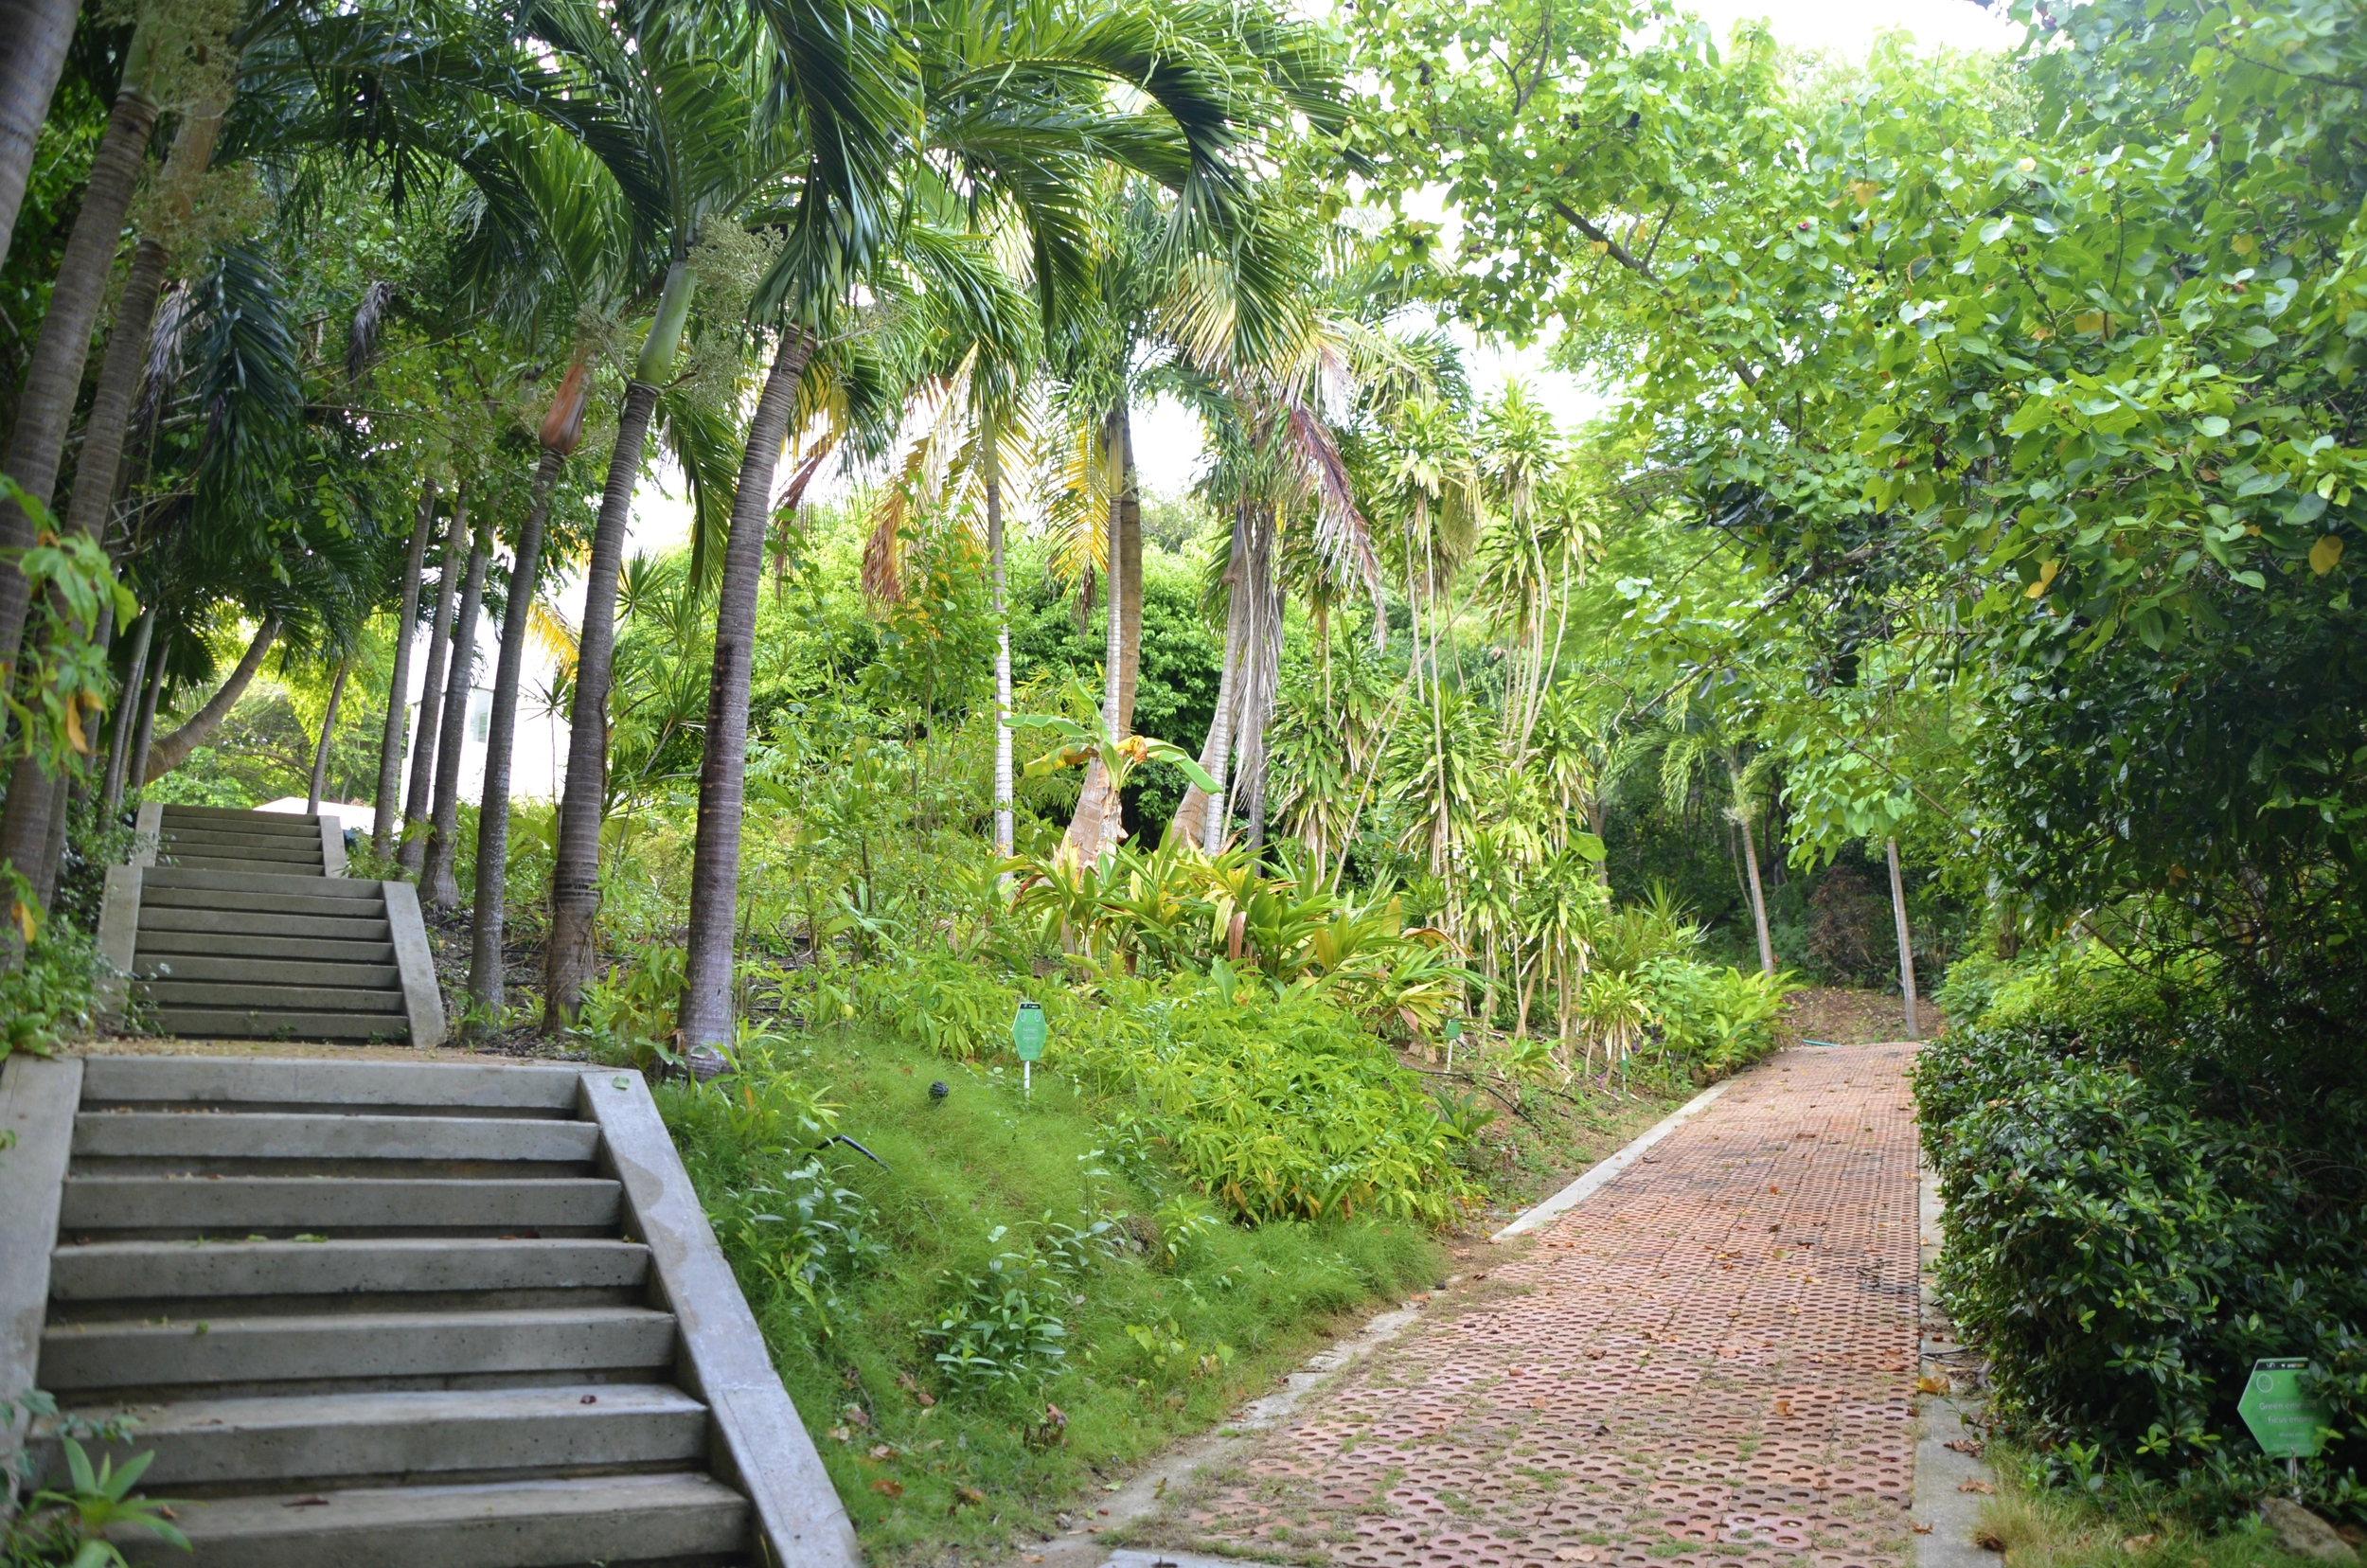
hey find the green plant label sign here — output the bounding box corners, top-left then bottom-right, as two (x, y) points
(1012, 1002), (1046, 1062)
(1443, 1018), (1463, 1042)
(2238, 1359), (2331, 1459)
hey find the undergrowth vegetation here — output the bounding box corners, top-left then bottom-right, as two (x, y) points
(658, 1028), (1445, 1555)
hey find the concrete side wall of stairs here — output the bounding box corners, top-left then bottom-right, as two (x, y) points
(0, 1052), (858, 1568)
(98, 805), (444, 1044)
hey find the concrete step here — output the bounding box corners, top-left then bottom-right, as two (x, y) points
(157, 862), (333, 885)
(142, 886), (389, 920)
(72, 1112), (600, 1165)
(40, 1306), (679, 1392)
(142, 866), (382, 899)
(137, 981), (405, 1013)
(158, 833), (325, 863)
(47, 1238), (651, 1301)
(159, 804), (323, 833)
(142, 1009), (416, 1042)
(139, 908), (392, 942)
(58, 1175), (622, 1234)
(52, 1384), (708, 1488)
(113, 1471), (749, 1567)
(80, 1056), (588, 1114)
(132, 929), (399, 964)
(130, 953), (402, 987)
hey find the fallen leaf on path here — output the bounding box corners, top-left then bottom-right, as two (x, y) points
(1917, 1375), (1952, 1394)
(1975, 1531), (2007, 1552)
(869, 1479), (903, 1499)
(1912, 1523), (1933, 1535)
(1959, 1480), (1995, 1494)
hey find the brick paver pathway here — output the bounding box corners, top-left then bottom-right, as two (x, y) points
(1162, 1043), (1922, 1568)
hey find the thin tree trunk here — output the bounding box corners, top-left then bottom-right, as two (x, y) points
(62, 98), (222, 556)
(374, 480), (436, 857)
(546, 264), (693, 1030)
(1887, 836), (1919, 1039)
(1114, 403), (1142, 733)
(0, 39), (158, 674)
(988, 469), (1013, 858)
(1237, 508), (1283, 850)
(125, 630), (168, 798)
(1061, 408), (1130, 864)
(679, 328), (815, 1052)
(1177, 502), (1248, 849)
(400, 486), (468, 872)
(467, 448), (560, 1033)
(1738, 810), (1775, 976)
(545, 381), (660, 1027)
(143, 616), (278, 782)
(0, 0), (78, 278)
(422, 524), (489, 910)
(307, 657), (350, 814)
(100, 608), (152, 813)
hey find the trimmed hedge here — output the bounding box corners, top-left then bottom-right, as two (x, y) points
(1915, 961), (2367, 1520)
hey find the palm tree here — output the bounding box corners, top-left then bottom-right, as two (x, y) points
(0, 9), (167, 679)
(674, 0), (1351, 1052)
(372, 480), (437, 858)
(1616, 686), (1778, 974)
(534, 0), (809, 1028)
(466, 357), (590, 1032)
(0, 0), (79, 274)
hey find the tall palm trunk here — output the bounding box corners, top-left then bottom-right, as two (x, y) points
(1737, 807), (1775, 975)
(1886, 837), (1918, 1038)
(1177, 503), (1249, 849)
(143, 616), (278, 783)
(467, 450), (561, 1032)
(1113, 404), (1142, 732)
(400, 487), (469, 873)
(1235, 508), (1283, 850)
(307, 657), (351, 814)
(988, 467), (1013, 858)
(545, 262), (695, 1030)
(1061, 406), (1131, 862)
(100, 609), (152, 812)
(679, 327), (816, 1052)
(124, 630), (169, 797)
(374, 480), (436, 858)
(422, 524), (489, 910)
(0, 25), (157, 675)
(0, 0), (78, 277)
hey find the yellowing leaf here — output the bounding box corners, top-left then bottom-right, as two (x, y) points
(2026, 559), (2061, 599)
(1849, 180), (1880, 206)
(2073, 310), (2110, 336)
(2310, 534), (2344, 576)
(63, 693), (88, 756)
(1589, 240), (1610, 256)
(2232, 234), (2256, 256)
(11, 898), (36, 944)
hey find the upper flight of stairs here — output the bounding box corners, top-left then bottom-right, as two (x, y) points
(0, 1053), (860, 1568)
(97, 803), (443, 1044)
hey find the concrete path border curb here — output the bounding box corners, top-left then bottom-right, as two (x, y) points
(1490, 1078), (1731, 1240)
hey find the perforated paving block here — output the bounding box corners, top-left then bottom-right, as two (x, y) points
(1164, 1044), (1922, 1568)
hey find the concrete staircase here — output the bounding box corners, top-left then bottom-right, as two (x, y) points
(0, 1053), (858, 1568)
(97, 804), (443, 1045)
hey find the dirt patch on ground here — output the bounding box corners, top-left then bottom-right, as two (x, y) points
(1780, 986), (1943, 1047)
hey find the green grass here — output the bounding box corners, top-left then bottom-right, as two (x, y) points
(1976, 1443), (2354, 1568)
(658, 1029), (1445, 1562)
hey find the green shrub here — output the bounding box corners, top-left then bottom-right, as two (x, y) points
(1645, 958), (1804, 1080)
(0, 921), (99, 1060)
(1061, 974), (1476, 1226)
(1934, 952), (2019, 1028)
(1915, 971), (2367, 1522)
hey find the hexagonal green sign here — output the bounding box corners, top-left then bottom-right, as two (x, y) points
(2237, 1359), (2331, 1460)
(1012, 1002), (1046, 1062)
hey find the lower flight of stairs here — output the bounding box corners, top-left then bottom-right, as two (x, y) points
(97, 803), (443, 1044)
(0, 1053), (859, 1568)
